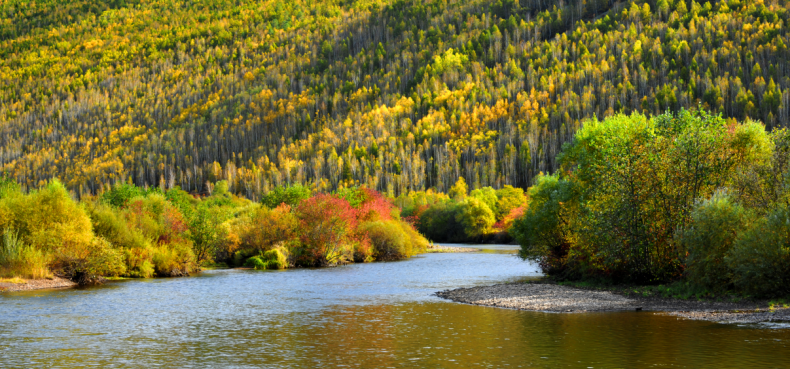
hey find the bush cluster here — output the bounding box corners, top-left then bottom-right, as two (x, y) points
(679, 194), (790, 298)
(0, 179), (429, 282)
(396, 182), (527, 243)
(226, 188), (428, 268)
(513, 109), (790, 297)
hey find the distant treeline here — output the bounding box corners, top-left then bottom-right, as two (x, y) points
(0, 180), (427, 283)
(514, 109), (790, 298)
(4, 0), (790, 200)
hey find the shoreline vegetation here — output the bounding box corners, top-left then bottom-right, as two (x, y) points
(0, 161), (527, 290)
(512, 109), (790, 301)
(0, 244), (480, 293)
(0, 181), (437, 287)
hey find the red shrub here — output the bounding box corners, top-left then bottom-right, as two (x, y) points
(355, 189), (396, 222)
(295, 194), (359, 266)
(160, 206), (189, 244)
(500, 204), (527, 231)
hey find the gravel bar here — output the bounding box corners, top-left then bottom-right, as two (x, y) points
(0, 277), (77, 292)
(436, 282), (790, 323)
(426, 245), (479, 253)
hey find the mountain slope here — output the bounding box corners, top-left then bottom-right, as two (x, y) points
(1, 0), (789, 197)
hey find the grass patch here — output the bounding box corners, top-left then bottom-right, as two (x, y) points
(0, 277), (26, 284)
(0, 230), (52, 280)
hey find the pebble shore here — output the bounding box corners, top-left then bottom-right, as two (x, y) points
(426, 245), (479, 253)
(0, 277), (77, 292)
(436, 282), (790, 323)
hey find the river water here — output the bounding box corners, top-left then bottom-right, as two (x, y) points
(1, 245), (789, 368)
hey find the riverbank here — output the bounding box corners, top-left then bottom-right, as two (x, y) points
(436, 281), (790, 323)
(0, 276), (77, 292)
(0, 245), (475, 292)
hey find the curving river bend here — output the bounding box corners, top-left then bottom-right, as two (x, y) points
(1, 245), (789, 368)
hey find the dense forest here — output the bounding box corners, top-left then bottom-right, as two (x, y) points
(3, 0), (790, 197)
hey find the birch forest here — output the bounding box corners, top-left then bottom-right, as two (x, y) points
(2, 0), (789, 197)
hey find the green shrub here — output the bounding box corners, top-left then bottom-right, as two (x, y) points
(57, 237), (127, 284)
(242, 248), (288, 270)
(470, 187), (498, 216)
(100, 183), (148, 208)
(244, 255), (269, 270)
(233, 249), (253, 267)
(416, 200), (465, 242)
(678, 192), (752, 291)
(455, 197), (495, 239)
(261, 184), (312, 208)
(7, 180), (94, 258)
(83, 238), (127, 277)
(123, 247), (155, 278)
(726, 207), (790, 298)
(395, 189), (448, 220)
(89, 203), (150, 250)
(361, 220), (410, 261)
(495, 185), (527, 221)
(516, 111), (770, 283)
(151, 242), (196, 277)
(187, 205), (226, 263)
(511, 174), (580, 277)
(262, 248), (288, 269)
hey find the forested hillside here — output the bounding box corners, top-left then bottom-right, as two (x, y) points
(2, 0), (790, 197)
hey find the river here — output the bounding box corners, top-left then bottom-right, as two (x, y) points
(1, 245), (789, 368)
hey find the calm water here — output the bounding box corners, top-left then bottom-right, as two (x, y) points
(1, 244), (789, 368)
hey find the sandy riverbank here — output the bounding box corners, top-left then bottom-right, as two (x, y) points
(436, 282), (790, 323)
(0, 277), (77, 292)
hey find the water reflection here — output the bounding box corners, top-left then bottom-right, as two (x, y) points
(0, 245), (788, 368)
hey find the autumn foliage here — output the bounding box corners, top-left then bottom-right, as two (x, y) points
(513, 110), (790, 297)
(0, 179), (428, 282)
(295, 194), (360, 266)
(218, 187), (427, 268)
(6, 0), (790, 206)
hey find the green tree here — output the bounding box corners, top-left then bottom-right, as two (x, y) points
(261, 184), (312, 208)
(511, 174), (580, 276)
(448, 177), (468, 200)
(455, 197), (495, 239)
(470, 187), (498, 216)
(495, 185), (527, 220)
